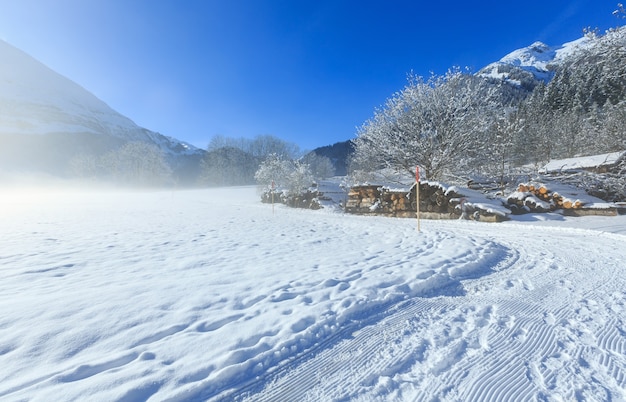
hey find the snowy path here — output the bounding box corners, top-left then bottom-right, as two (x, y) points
(231, 222), (626, 401)
(1, 186), (625, 401)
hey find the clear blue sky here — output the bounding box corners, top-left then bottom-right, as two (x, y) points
(0, 1), (623, 151)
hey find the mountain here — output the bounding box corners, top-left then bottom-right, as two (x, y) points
(477, 37), (592, 90)
(0, 39), (205, 184)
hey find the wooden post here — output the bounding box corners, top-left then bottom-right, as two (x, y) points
(416, 166), (421, 232)
(271, 180), (275, 215)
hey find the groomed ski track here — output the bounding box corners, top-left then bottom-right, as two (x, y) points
(215, 222), (626, 401)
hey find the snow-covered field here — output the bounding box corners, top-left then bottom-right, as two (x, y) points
(1, 185), (626, 401)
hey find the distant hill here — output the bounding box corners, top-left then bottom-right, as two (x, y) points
(309, 140), (354, 176)
(0, 39), (205, 185)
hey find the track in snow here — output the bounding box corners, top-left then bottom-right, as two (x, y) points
(2, 189), (625, 402)
(216, 223), (626, 401)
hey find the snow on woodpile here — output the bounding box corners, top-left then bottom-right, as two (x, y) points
(345, 181), (510, 222)
(506, 181), (623, 216)
(541, 151), (626, 174)
(507, 183), (583, 213)
(261, 188), (322, 210)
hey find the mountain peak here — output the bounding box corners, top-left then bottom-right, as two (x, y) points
(477, 34), (593, 87)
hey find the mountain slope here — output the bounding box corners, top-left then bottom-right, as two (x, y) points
(477, 37), (592, 88)
(0, 39), (204, 183)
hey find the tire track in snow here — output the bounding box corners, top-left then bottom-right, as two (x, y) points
(221, 222), (626, 401)
(452, 226), (626, 401)
(215, 233), (518, 402)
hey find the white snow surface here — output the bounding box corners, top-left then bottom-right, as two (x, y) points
(541, 150), (626, 173)
(2, 186), (626, 401)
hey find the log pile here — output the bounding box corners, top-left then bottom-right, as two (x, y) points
(261, 189), (321, 210)
(345, 183), (467, 219)
(507, 183), (584, 213)
(345, 185), (380, 213)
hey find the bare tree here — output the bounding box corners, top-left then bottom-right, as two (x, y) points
(199, 146), (258, 186)
(248, 135), (301, 160)
(201, 134), (302, 187)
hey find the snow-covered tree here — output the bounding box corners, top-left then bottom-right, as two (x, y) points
(101, 141), (172, 186)
(513, 26), (626, 162)
(287, 160), (315, 193)
(199, 146), (258, 186)
(254, 153), (294, 189)
(301, 153), (335, 179)
(352, 69), (499, 181)
(601, 100), (626, 150)
(255, 153), (314, 194)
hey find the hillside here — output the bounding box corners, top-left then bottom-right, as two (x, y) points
(0, 39), (205, 184)
(309, 140), (355, 176)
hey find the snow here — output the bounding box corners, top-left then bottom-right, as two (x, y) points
(477, 36), (592, 85)
(500, 41), (558, 71)
(1, 185), (626, 401)
(541, 150), (626, 173)
(499, 38), (591, 71)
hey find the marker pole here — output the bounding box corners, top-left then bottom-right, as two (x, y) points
(271, 180), (275, 215)
(416, 166), (421, 232)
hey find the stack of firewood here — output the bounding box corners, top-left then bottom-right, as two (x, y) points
(260, 189), (321, 210)
(382, 191), (410, 212)
(414, 183), (464, 214)
(345, 183), (465, 217)
(345, 185), (380, 213)
(508, 184), (583, 212)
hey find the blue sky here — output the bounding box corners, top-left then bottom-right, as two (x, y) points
(0, 1), (623, 151)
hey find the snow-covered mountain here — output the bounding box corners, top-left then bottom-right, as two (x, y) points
(0, 39), (204, 182)
(477, 36), (592, 87)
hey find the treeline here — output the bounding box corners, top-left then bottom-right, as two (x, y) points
(68, 141), (174, 186)
(65, 133), (335, 189)
(351, 26), (626, 188)
(198, 134), (335, 189)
